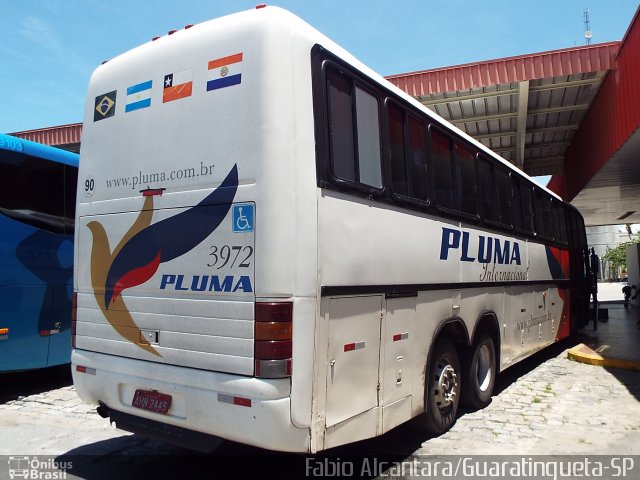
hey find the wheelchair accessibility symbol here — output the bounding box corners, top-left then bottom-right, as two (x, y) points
(232, 204), (254, 233)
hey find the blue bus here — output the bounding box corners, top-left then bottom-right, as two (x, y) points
(0, 133), (79, 372)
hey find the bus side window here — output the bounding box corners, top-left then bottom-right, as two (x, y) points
(407, 115), (428, 202)
(387, 102), (428, 203)
(543, 195), (554, 240)
(327, 70), (356, 182)
(520, 183), (535, 233)
(326, 69), (382, 189)
(430, 128), (456, 210)
(354, 87), (382, 188)
(511, 177), (523, 230)
(455, 143), (477, 216)
(557, 204), (568, 244)
(477, 156), (496, 222)
(387, 102), (408, 196)
(533, 189), (545, 238)
(495, 168), (512, 227)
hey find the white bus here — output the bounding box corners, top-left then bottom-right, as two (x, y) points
(72, 6), (591, 453)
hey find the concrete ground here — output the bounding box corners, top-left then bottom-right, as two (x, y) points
(1, 288), (640, 479)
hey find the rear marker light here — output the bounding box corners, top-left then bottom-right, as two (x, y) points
(256, 4), (267, 9)
(393, 333), (409, 342)
(76, 366), (96, 375)
(152, 36), (160, 41)
(168, 29), (177, 35)
(218, 393), (251, 407)
(0, 328), (8, 339)
(344, 341), (365, 352)
(40, 330), (60, 336)
(184, 24), (194, 29)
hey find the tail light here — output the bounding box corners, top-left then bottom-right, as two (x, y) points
(71, 292), (78, 349)
(254, 302), (292, 378)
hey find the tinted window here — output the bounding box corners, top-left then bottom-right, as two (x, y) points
(64, 165), (78, 234)
(477, 157), (495, 222)
(355, 87), (382, 188)
(495, 168), (512, 226)
(511, 178), (523, 230)
(327, 70), (355, 182)
(407, 115), (428, 202)
(533, 189), (545, 238)
(431, 129), (455, 209)
(456, 143), (477, 215)
(388, 103), (408, 195)
(543, 195), (553, 240)
(520, 184), (535, 233)
(326, 69), (382, 189)
(0, 152), (66, 233)
(557, 205), (568, 244)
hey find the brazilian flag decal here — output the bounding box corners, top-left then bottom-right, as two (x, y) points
(94, 91), (117, 121)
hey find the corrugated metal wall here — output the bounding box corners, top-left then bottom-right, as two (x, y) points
(386, 43), (618, 96)
(9, 123), (82, 151)
(553, 8), (640, 201)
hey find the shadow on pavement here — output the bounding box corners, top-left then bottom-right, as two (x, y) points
(578, 302), (640, 402)
(0, 364), (72, 405)
(58, 435), (413, 480)
(58, 415), (427, 480)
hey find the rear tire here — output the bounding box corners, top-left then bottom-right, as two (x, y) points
(461, 333), (496, 409)
(417, 338), (461, 434)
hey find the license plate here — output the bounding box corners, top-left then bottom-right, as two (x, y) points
(132, 389), (172, 414)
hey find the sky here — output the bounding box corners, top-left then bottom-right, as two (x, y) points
(0, 0), (638, 134)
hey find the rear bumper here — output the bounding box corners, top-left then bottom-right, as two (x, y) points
(72, 349), (310, 452)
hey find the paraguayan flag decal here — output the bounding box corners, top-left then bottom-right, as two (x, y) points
(207, 53), (243, 91)
(125, 80), (152, 112)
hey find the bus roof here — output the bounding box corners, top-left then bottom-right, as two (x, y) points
(0, 133), (79, 167)
(249, 6), (562, 201)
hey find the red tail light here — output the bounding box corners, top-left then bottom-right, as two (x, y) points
(71, 292), (77, 349)
(254, 302), (292, 378)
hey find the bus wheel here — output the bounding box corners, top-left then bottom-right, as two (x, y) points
(461, 333), (496, 409)
(419, 338), (461, 434)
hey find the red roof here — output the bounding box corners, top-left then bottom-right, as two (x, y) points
(386, 43), (619, 96)
(9, 123), (82, 147)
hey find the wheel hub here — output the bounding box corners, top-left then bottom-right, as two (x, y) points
(434, 361), (458, 409)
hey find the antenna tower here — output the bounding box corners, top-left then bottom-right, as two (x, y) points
(584, 8), (592, 45)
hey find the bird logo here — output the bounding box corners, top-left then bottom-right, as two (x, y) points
(87, 165), (239, 355)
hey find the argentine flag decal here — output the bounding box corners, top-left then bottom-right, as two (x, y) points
(207, 53), (243, 91)
(125, 80), (152, 112)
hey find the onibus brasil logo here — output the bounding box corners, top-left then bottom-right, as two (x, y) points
(88, 165), (238, 356)
(8, 456), (73, 479)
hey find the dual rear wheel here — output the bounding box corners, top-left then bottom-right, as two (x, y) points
(418, 332), (496, 434)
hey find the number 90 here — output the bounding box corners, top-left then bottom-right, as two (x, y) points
(84, 177), (95, 196)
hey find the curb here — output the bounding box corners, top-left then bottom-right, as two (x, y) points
(568, 343), (640, 371)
